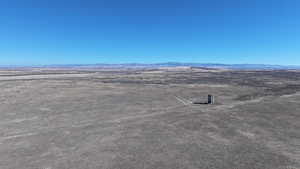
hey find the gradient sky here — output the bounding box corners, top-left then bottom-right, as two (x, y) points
(1, 0), (299, 65)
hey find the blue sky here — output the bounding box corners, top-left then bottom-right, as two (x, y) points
(0, 0), (299, 65)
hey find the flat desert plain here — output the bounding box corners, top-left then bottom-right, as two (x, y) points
(0, 68), (299, 169)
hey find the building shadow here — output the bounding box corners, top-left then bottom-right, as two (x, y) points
(192, 102), (210, 105)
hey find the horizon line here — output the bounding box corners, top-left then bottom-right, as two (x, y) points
(1, 62), (300, 68)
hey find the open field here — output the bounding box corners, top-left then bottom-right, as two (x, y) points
(0, 68), (299, 169)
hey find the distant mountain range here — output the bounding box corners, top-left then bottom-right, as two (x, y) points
(1, 62), (300, 70)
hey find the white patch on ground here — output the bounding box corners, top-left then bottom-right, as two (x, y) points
(0, 132), (37, 143)
(279, 92), (300, 98)
(43, 167), (52, 169)
(174, 96), (191, 105)
(206, 132), (231, 145)
(0, 116), (38, 125)
(39, 107), (52, 111)
(216, 97), (265, 109)
(237, 130), (256, 139)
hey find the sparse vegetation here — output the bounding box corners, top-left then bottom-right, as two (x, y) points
(0, 68), (299, 169)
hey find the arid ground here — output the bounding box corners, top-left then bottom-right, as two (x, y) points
(0, 67), (299, 169)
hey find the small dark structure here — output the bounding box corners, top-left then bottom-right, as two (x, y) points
(193, 95), (215, 105)
(208, 95), (214, 104)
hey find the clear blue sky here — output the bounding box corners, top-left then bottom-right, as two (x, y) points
(1, 0), (299, 65)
